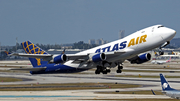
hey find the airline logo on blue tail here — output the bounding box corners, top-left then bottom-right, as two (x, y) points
(21, 41), (47, 55)
(4, 51), (11, 55)
(160, 73), (175, 91)
(95, 35), (147, 53)
(21, 41), (48, 66)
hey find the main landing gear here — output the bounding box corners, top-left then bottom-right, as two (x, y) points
(95, 64), (123, 74)
(116, 64), (123, 73)
(95, 66), (111, 74)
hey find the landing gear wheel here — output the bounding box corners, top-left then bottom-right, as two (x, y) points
(95, 70), (100, 74)
(116, 64), (123, 73)
(102, 70), (107, 74)
(118, 66), (123, 70)
(106, 69), (111, 73)
(116, 70), (122, 73)
(95, 65), (111, 74)
(159, 51), (164, 55)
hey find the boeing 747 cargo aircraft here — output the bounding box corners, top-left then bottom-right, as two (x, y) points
(10, 25), (176, 74)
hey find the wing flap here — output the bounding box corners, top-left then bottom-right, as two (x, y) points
(104, 50), (126, 60)
(66, 54), (88, 60)
(67, 50), (126, 63)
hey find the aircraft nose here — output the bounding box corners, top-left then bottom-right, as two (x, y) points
(162, 28), (176, 41)
(170, 29), (176, 38)
(166, 28), (176, 34)
(171, 29), (176, 36)
(174, 31), (176, 35)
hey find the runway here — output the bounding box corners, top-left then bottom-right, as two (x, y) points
(0, 91), (170, 101)
(0, 60), (179, 100)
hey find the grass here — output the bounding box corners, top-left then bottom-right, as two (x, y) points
(0, 83), (141, 91)
(0, 77), (23, 82)
(0, 70), (29, 73)
(126, 66), (180, 70)
(115, 75), (180, 78)
(122, 69), (180, 73)
(96, 90), (163, 95)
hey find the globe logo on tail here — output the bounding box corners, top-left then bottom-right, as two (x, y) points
(163, 83), (168, 89)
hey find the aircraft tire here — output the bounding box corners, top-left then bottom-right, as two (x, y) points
(102, 70), (107, 74)
(95, 70), (100, 74)
(118, 66), (123, 70)
(106, 69), (111, 73)
(116, 70), (122, 73)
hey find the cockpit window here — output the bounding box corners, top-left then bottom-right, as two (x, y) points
(158, 25), (164, 28)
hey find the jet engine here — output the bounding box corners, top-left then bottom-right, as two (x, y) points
(52, 54), (67, 64)
(130, 53), (151, 64)
(89, 53), (106, 62)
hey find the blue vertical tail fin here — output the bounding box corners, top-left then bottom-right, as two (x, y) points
(4, 51), (11, 55)
(160, 73), (175, 91)
(21, 41), (48, 67)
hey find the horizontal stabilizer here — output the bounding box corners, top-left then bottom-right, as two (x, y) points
(10, 67), (46, 71)
(10, 53), (52, 59)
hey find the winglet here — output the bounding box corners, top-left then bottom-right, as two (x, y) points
(160, 73), (175, 91)
(151, 89), (156, 95)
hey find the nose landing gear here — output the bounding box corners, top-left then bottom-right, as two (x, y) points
(159, 41), (170, 55)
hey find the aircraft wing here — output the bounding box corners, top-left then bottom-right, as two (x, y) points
(66, 50), (126, 64)
(10, 50), (127, 64)
(10, 67), (46, 71)
(104, 50), (126, 60)
(63, 50), (126, 68)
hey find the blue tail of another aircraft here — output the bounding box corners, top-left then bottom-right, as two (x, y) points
(160, 73), (175, 91)
(21, 41), (48, 67)
(4, 51), (11, 55)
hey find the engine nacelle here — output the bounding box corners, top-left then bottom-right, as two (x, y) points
(89, 53), (106, 62)
(53, 54), (67, 64)
(131, 53), (151, 64)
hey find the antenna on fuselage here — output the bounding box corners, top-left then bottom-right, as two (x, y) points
(119, 30), (125, 39)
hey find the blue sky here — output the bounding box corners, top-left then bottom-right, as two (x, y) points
(0, 0), (180, 45)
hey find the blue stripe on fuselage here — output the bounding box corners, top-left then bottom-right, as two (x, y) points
(95, 41), (127, 53)
(30, 63), (88, 74)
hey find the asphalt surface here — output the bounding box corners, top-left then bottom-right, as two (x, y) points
(0, 60), (179, 100)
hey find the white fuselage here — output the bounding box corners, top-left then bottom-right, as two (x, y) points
(65, 25), (176, 68)
(151, 60), (168, 64)
(163, 90), (180, 99)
